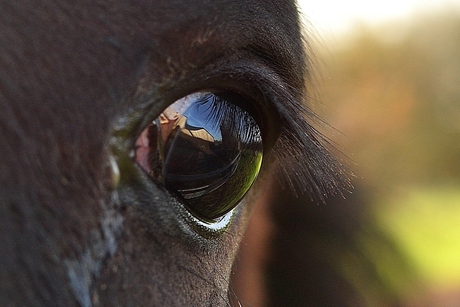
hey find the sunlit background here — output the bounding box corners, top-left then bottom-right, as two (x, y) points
(297, 0), (460, 305)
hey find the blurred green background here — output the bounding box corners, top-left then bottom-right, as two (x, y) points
(310, 9), (460, 305)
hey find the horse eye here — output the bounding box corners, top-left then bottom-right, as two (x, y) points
(134, 92), (263, 222)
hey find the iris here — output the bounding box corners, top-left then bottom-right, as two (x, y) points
(135, 92), (263, 221)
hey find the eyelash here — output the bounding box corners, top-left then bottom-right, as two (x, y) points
(110, 58), (350, 233)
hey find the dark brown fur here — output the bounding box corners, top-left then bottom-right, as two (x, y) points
(0, 1), (346, 306)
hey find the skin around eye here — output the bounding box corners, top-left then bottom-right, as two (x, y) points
(134, 92), (263, 222)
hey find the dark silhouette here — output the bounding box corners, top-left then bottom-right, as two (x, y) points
(0, 1), (348, 306)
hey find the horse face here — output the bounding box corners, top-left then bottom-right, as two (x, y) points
(0, 0), (345, 305)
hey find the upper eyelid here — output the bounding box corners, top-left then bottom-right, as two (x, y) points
(111, 56), (291, 152)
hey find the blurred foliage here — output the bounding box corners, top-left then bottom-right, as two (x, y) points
(315, 10), (460, 191)
(376, 187), (460, 285)
(310, 9), (460, 304)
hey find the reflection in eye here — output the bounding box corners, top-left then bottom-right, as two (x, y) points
(135, 92), (263, 222)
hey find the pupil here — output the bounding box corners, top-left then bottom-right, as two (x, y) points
(136, 92), (263, 221)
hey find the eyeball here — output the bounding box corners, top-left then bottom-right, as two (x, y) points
(134, 92), (263, 222)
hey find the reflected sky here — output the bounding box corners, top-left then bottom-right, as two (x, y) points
(183, 98), (222, 142)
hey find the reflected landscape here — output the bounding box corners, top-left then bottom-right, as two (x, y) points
(135, 92), (263, 221)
